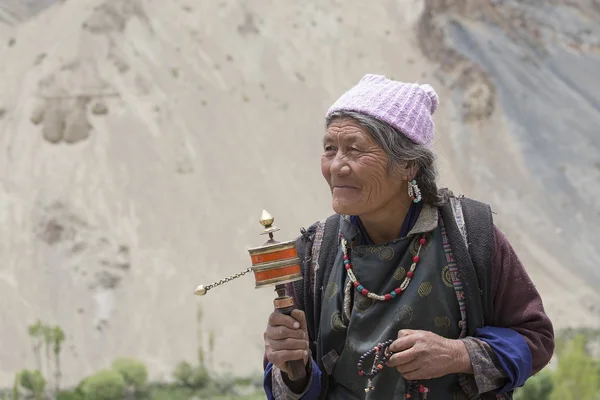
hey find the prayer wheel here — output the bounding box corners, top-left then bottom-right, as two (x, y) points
(194, 210), (306, 381)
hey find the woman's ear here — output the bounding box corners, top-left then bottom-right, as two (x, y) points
(407, 164), (418, 181)
(392, 161), (418, 182)
(400, 160), (418, 181)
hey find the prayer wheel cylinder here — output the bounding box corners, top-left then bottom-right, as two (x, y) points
(248, 240), (302, 289)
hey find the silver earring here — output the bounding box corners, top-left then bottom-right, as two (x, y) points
(408, 180), (422, 203)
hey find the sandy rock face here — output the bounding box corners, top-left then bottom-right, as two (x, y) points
(0, 0), (599, 388)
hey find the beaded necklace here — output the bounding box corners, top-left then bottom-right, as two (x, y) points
(340, 235), (427, 301)
(340, 234), (430, 397)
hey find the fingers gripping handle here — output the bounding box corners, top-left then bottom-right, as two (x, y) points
(274, 288), (307, 382)
(279, 306), (308, 382)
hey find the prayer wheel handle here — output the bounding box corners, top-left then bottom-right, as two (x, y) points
(273, 286), (307, 381)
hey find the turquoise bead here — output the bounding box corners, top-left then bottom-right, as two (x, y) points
(390, 291), (397, 298)
(357, 285), (364, 291)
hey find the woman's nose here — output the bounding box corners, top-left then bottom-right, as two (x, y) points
(331, 153), (350, 176)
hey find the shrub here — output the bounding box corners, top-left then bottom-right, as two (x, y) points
(80, 369), (126, 400)
(56, 390), (84, 400)
(515, 369), (553, 400)
(172, 361), (209, 389)
(17, 370), (45, 400)
(111, 358), (148, 391)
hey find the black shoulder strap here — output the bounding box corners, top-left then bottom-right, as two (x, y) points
(460, 197), (494, 324)
(312, 214), (341, 348)
(318, 215), (342, 295)
(439, 196), (494, 333)
(292, 223), (318, 341)
(292, 214), (341, 346)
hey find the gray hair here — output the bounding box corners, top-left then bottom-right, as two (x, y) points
(325, 110), (449, 206)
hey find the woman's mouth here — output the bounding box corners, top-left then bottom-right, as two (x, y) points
(333, 185), (358, 190)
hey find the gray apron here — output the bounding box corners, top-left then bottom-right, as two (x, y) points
(319, 217), (464, 399)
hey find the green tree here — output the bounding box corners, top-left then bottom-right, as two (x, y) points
(12, 374), (20, 400)
(80, 369), (126, 400)
(550, 334), (599, 400)
(27, 320), (44, 373)
(52, 325), (66, 393)
(42, 324), (54, 379)
(196, 304), (205, 367)
(208, 330), (215, 367)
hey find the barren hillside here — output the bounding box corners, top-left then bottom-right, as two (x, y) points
(0, 0), (598, 388)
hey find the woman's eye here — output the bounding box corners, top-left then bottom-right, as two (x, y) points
(324, 145), (336, 153)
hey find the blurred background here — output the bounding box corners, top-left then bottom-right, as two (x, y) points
(1, 0), (599, 399)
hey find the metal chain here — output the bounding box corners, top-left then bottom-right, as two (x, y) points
(204, 267), (253, 291)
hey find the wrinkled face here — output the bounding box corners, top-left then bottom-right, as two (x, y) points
(321, 117), (408, 216)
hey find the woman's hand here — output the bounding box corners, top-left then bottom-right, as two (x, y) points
(264, 309), (311, 389)
(386, 329), (472, 380)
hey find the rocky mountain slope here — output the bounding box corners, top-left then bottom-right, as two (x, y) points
(0, 0), (599, 387)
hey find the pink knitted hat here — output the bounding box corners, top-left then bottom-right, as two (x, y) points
(326, 74), (439, 147)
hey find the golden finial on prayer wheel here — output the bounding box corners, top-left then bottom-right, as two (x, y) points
(260, 209), (275, 227)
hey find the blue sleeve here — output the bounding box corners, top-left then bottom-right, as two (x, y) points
(263, 360), (323, 399)
(264, 362), (275, 399)
(475, 326), (533, 393)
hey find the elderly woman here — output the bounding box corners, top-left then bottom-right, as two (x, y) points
(262, 74), (554, 399)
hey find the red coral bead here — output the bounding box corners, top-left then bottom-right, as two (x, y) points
(419, 238), (426, 245)
(359, 371), (364, 376)
(384, 294), (392, 301)
(407, 271), (414, 278)
(395, 288), (402, 294)
(413, 255), (420, 263)
(343, 255), (349, 260)
(345, 264), (351, 270)
(354, 281), (360, 288)
(361, 289), (369, 296)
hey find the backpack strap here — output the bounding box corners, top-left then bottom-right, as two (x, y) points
(440, 195), (495, 333)
(459, 197), (495, 325)
(440, 199), (482, 335)
(292, 214), (341, 356)
(313, 215), (342, 357)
